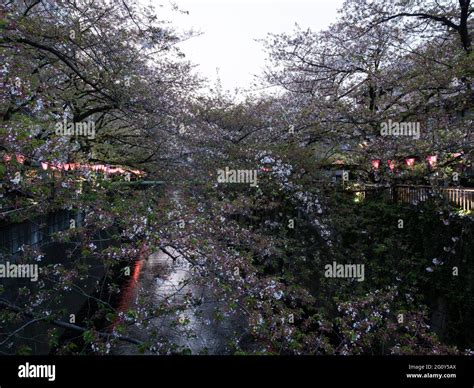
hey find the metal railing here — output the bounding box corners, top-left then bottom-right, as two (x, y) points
(355, 185), (474, 212)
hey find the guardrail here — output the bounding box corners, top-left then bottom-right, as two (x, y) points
(354, 185), (474, 212)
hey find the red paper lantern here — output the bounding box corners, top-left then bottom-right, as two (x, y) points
(405, 158), (415, 167)
(387, 160), (395, 171)
(426, 155), (437, 167)
(371, 159), (380, 169)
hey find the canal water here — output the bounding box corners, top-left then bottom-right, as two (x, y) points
(113, 247), (241, 355)
(1, 197), (245, 354)
(0, 209), (117, 354)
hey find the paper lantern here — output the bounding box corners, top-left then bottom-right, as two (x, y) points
(371, 159), (380, 169)
(387, 160), (395, 171)
(426, 155), (437, 167)
(406, 158), (415, 167)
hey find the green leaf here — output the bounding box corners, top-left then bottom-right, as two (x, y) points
(82, 330), (94, 344)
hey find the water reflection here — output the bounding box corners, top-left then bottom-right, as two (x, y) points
(113, 247), (239, 355)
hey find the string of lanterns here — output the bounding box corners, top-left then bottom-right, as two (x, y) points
(2, 153), (144, 177)
(371, 153), (463, 171)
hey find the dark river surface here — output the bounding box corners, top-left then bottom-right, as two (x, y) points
(1, 204), (244, 354)
(112, 247), (241, 355)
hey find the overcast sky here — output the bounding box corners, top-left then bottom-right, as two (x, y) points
(154, 0), (345, 93)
